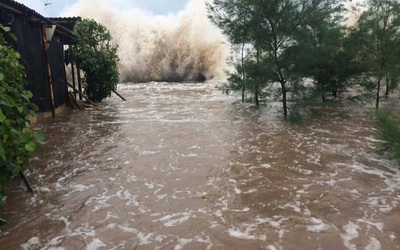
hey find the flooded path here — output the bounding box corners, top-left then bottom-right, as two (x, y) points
(1, 82), (400, 249)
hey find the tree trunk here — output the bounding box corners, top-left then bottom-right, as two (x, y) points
(385, 76), (390, 99)
(281, 82), (288, 118)
(241, 41), (245, 103)
(255, 47), (260, 106)
(255, 87), (259, 106)
(242, 82), (245, 103)
(376, 76), (381, 109)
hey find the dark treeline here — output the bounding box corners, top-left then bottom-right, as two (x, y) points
(207, 0), (400, 119)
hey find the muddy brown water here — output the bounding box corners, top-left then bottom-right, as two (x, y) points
(1, 82), (400, 250)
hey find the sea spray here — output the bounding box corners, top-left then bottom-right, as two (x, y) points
(63, 0), (229, 82)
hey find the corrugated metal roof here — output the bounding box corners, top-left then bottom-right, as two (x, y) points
(49, 17), (82, 31)
(0, 0), (81, 41)
(0, 0), (47, 21)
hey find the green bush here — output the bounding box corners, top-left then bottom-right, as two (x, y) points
(373, 110), (400, 160)
(0, 24), (44, 224)
(68, 19), (119, 102)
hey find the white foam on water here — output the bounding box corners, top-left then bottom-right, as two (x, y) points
(228, 228), (267, 241)
(365, 237), (381, 250)
(99, 212), (120, 223)
(365, 136), (383, 143)
(341, 222), (360, 250)
(267, 245), (279, 250)
(116, 190), (139, 206)
(174, 238), (193, 250)
(21, 237), (40, 250)
(260, 163), (272, 169)
(86, 239), (106, 250)
(39, 187), (51, 193)
(243, 188), (258, 194)
(145, 182), (155, 189)
(280, 201), (310, 215)
(118, 225), (154, 245)
(306, 217), (331, 233)
(49, 235), (65, 246)
(255, 217), (288, 240)
(298, 168), (313, 175)
(230, 207), (251, 213)
(154, 212), (193, 227)
(140, 150), (159, 156)
(233, 185), (242, 194)
(64, 184), (96, 196)
(58, 216), (70, 227)
(169, 235), (214, 250)
(358, 219), (384, 232)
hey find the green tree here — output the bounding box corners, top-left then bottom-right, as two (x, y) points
(356, 0), (400, 108)
(0, 24), (44, 224)
(207, 0), (252, 103)
(289, 0), (346, 102)
(209, 0), (341, 117)
(68, 19), (119, 102)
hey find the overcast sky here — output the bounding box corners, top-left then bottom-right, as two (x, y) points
(17, 0), (191, 17)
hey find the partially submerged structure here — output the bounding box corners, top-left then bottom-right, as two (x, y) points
(0, 0), (81, 117)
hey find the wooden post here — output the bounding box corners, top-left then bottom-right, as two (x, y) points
(19, 171), (33, 192)
(112, 89), (127, 101)
(67, 82), (97, 106)
(42, 26), (56, 118)
(77, 65), (83, 100)
(71, 63), (77, 99)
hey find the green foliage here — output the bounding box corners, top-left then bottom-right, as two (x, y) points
(373, 110), (400, 160)
(209, 0), (400, 120)
(353, 0), (400, 108)
(289, 0), (347, 101)
(0, 24), (44, 212)
(208, 0), (346, 118)
(68, 19), (119, 102)
(0, 217), (6, 226)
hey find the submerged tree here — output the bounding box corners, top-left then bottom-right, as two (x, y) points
(207, 0), (253, 103)
(373, 110), (400, 160)
(208, 0), (347, 117)
(356, 0), (400, 108)
(68, 19), (120, 102)
(289, 0), (346, 101)
(209, 0), (400, 118)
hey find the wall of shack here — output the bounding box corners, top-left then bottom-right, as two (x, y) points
(0, 8), (68, 112)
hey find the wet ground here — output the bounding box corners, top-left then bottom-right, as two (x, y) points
(1, 82), (400, 249)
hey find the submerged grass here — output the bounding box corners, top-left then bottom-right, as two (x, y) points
(373, 110), (400, 161)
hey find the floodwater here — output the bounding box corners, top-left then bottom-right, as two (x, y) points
(1, 82), (400, 250)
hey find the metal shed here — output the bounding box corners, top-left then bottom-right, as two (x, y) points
(0, 0), (81, 117)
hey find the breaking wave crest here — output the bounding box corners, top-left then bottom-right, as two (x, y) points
(64, 0), (228, 82)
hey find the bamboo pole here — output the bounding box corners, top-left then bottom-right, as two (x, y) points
(71, 63), (77, 99)
(77, 65), (83, 100)
(42, 26), (56, 118)
(68, 92), (84, 110)
(67, 82), (95, 105)
(112, 89), (126, 101)
(19, 171), (33, 192)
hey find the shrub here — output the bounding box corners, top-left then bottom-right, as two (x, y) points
(373, 110), (400, 160)
(67, 19), (119, 102)
(0, 24), (44, 224)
